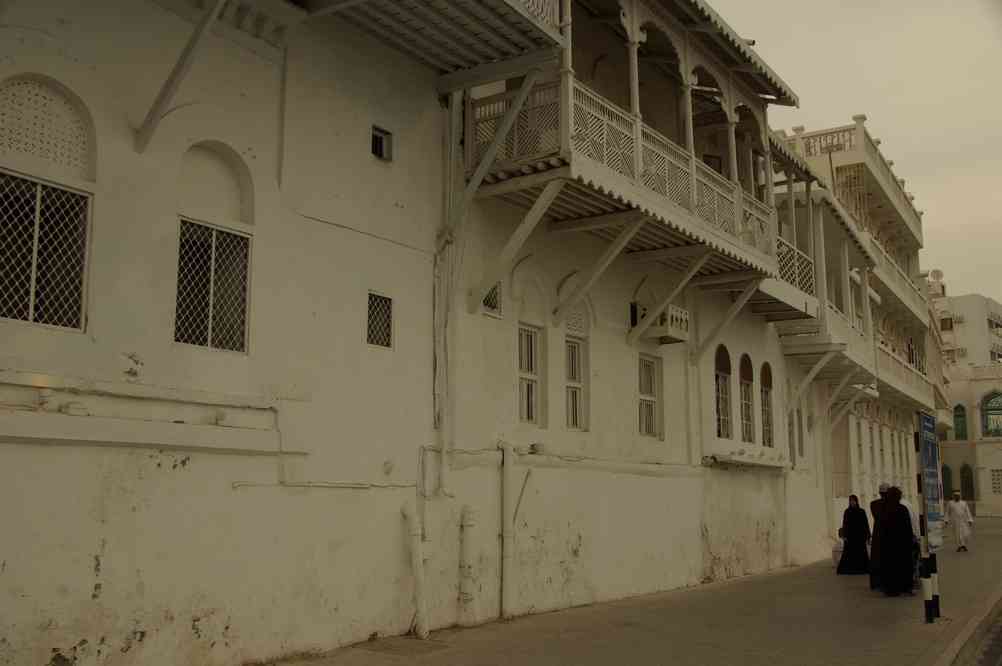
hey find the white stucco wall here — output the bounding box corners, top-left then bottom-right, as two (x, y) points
(0, 2), (835, 664)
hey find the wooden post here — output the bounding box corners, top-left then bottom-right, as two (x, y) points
(559, 0), (573, 158)
(814, 201), (828, 329)
(841, 238), (852, 317)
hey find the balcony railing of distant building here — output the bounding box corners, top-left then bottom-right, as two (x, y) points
(876, 341), (934, 406)
(468, 77), (775, 258)
(869, 236), (928, 321)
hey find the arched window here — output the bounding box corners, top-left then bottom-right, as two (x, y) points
(715, 345), (732, 438)
(739, 355), (754, 443)
(941, 464), (954, 498)
(761, 363), (773, 447)
(0, 76), (94, 331)
(982, 393), (1002, 438)
(953, 404), (968, 440)
(173, 142), (253, 353)
(960, 464), (975, 500)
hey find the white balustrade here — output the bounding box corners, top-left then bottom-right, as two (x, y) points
(776, 236), (815, 296)
(470, 77), (775, 255)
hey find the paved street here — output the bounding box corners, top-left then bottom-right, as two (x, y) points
(272, 518), (1002, 666)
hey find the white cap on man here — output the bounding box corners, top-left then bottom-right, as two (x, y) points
(879, 482), (890, 493)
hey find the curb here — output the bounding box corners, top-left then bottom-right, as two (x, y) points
(932, 579), (1002, 666)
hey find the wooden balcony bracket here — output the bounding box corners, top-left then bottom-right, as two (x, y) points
(825, 368), (860, 414)
(691, 278), (763, 362)
(785, 349), (837, 416)
(830, 386), (871, 431)
(627, 249), (712, 346)
(467, 179), (565, 313)
(135, 0), (227, 152)
(551, 215), (648, 324)
(462, 67), (542, 213)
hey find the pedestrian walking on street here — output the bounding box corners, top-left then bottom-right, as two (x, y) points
(879, 487), (915, 597)
(945, 490), (975, 552)
(898, 490), (920, 587)
(837, 494), (871, 575)
(869, 483), (890, 590)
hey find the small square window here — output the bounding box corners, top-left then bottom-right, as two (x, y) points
(367, 292), (393, 348)
(371, 126), (393, 161)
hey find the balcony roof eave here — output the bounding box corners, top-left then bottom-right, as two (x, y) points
(681, 0), (799, 107)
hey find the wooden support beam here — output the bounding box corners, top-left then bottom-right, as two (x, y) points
(624, 244), (712, 264)
(552, 216), (647, 324)
(135, 0), (226, 153)
(786, 350), (837, 416)
(468, 180), (564, 313)
(627, 250), (711, 346)
(476, 168), (571, 198)
(463, 68), (542, 211)
(825, 368), (858, 413)
(437, 49), (559, 94)
(548, 209), (643, 234)
(691, 270), (763, 287)
(309, 0), (376, 18)
(692, 279), (763, 361)
(831, 387), (868, 431)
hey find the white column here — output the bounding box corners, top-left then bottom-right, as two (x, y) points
(861, 266), (873, 337)
(786, 169), (796, 245)
(814, 201), (828, 329)
(727, 119), (739, 183)
(627, 38), (642, 182)
(558, 0), (573, 155)
(840, 239), (851, 316)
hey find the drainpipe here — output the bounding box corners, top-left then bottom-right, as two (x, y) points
(499, 441), (516, 619)
(402, 502), (429, 638)
(458, 505), (477, 626)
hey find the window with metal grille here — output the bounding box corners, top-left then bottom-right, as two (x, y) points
(739, 355), (754, 443)
(992, 469), (1002, 495)
(0, 171), (89, 330)
(796, 407), (805, 458)
(371, 126), (392, 161)
(482, 282), (502, 317)
(565, 337), (586, 430)
(856, 419), (863, 469)
(761, 363), (773, 447)
(174, 219), (249, 352)
(638, 354), (660, 437)
(714, 345), (732, 439)
(367, 292), (393, 348)
(940, 317), (953, 331)
(518, 324), (541, 424)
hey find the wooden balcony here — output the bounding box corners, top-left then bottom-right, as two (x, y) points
(306, 0), (564, 73)
(631, 304), (690, 344)
(876, 344), (935, 411)
(469, 77), (779, 277)
(869, 236), (929, 328)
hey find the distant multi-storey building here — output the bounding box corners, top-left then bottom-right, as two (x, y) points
(929, 273), (1002, 516)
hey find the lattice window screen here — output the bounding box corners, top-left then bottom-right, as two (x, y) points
(0, 171), (89, 329)
(367, 293), (393, 348)
(0, 78), (92, 179)
(992, 469), (1002, 495)
(482, 282), (502, 317)
(174, 220), (249, 352)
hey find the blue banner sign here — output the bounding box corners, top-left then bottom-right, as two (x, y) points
(920, 412), (943, 552)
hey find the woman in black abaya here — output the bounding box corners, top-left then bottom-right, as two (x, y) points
(879, 487), (916, 596)
(837, 494), (871, 575)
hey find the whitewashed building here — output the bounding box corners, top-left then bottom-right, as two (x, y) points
(930, 275), (1002, 516)
(0, 1), (942, 664)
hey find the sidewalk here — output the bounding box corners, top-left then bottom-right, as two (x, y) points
(272, 519), (1002, 666)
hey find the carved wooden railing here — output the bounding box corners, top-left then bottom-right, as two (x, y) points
(776, 236), (815, 296)
(515, 0), (561, 30)
(470, 77), (776, 256)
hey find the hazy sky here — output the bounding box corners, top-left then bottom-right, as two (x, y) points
(708, 0), (1002, 301)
